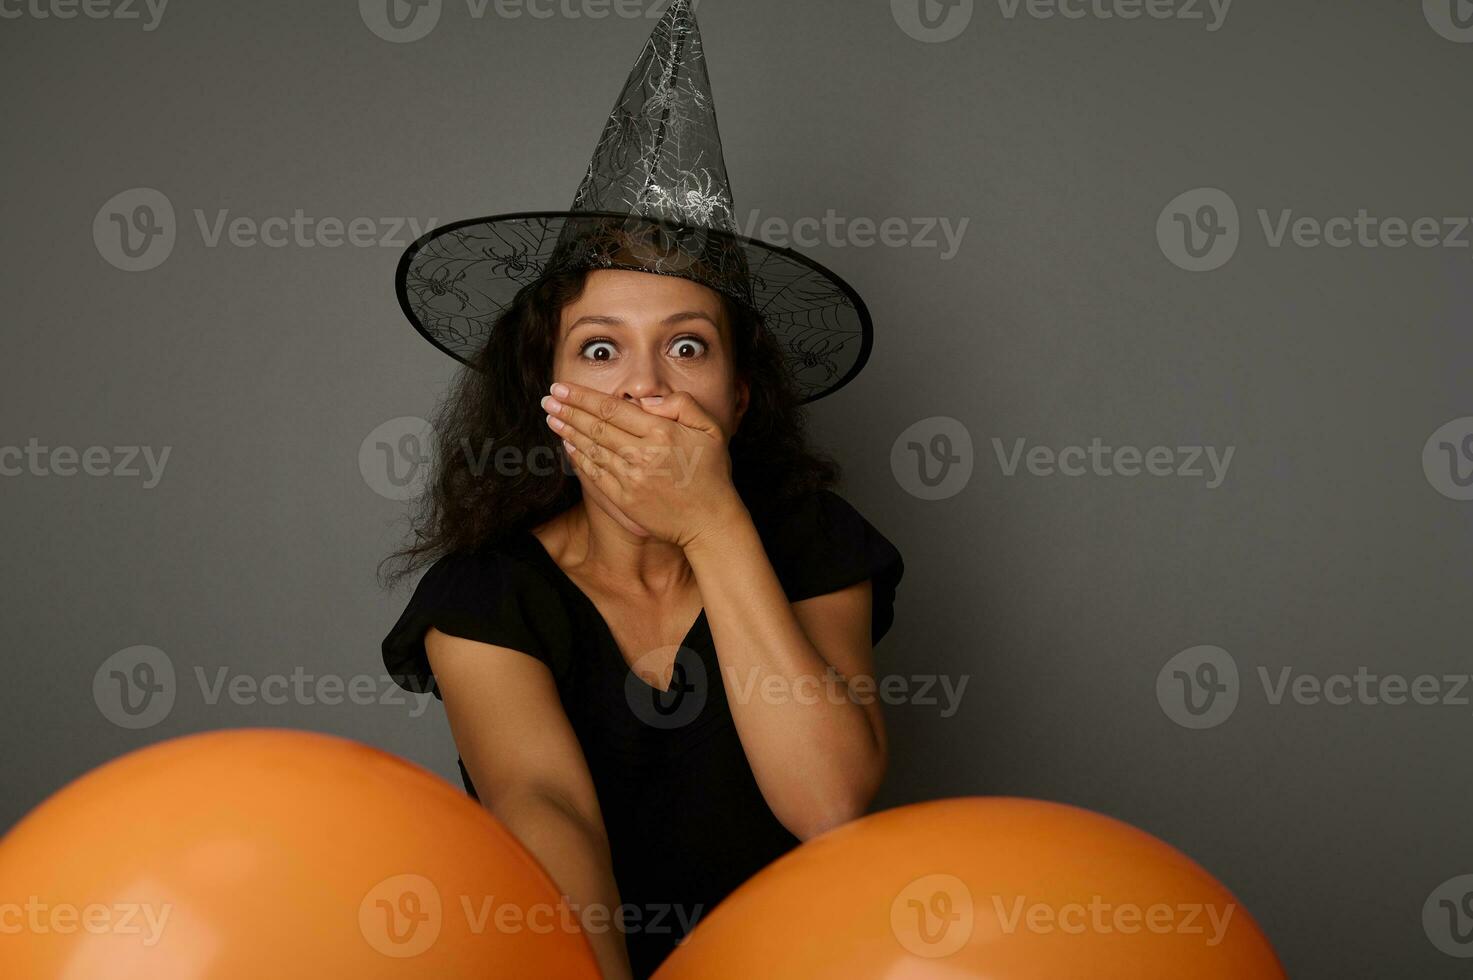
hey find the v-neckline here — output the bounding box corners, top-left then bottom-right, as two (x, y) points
(516, 528), (708, 693)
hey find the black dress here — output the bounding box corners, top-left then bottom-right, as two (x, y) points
(381, 488), (905, 978)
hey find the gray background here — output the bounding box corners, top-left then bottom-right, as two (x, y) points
(3, 1), (1470, 976)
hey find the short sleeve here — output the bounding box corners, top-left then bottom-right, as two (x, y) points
(761, 489), (906, 645)
(381, 546), (572, 701)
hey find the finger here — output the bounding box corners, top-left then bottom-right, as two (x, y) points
(560, 435), (627, 503)
(652, 391), (719, 432)
(550, 413), (633, 483)
(548, 380), (657, 442)
(546, 398), (638, 467)
(634, 396), (681, 421)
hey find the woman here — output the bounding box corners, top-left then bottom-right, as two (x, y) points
(380, 257), (904, 977)
(380, 4), (903, 976)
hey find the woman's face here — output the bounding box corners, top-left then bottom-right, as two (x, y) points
(551, 268), (749, 534)
(553, 268), (748, 435)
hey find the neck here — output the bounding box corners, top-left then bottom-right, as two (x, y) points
(560, 500), (694, 596)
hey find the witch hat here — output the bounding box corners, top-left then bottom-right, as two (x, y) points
(394, 0), (873, 404)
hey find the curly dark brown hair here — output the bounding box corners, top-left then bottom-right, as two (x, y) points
(377, 264), (844, 590)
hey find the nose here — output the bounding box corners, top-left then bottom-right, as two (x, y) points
(614, 348), (672, 404)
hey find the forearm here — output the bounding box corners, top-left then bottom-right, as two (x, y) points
(684, 496), (883, 839)
(490, 789), (633, 980)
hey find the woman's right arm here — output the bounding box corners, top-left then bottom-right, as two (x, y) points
(425, 627), (632, 980)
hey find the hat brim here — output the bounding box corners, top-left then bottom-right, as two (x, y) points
(394, 210), (873, 405)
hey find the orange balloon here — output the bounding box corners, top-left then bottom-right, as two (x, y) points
(0, 728), (601, 980)
(655, 797), (1286, 980)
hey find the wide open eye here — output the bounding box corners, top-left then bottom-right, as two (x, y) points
(670, 335), (708, 360)
(579, 338), (617, 361)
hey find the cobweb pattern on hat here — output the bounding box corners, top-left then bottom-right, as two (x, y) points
(396, 0), (872, 404)
(565, 1), (737, 239)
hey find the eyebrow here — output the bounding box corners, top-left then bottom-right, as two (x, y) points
(567, 311), (719, 331)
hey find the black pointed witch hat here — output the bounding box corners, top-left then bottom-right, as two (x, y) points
(394, 0), (873, 404)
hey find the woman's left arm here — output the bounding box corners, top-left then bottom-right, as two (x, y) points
(684, 496), (888, 842)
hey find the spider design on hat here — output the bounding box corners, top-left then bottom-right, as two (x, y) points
(480, 242), (537, 278)
(639, 167), (733, 228)
(407, 267), (471, 310)
(644, 78), (681, 118)
(794, 340), (842, 383)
